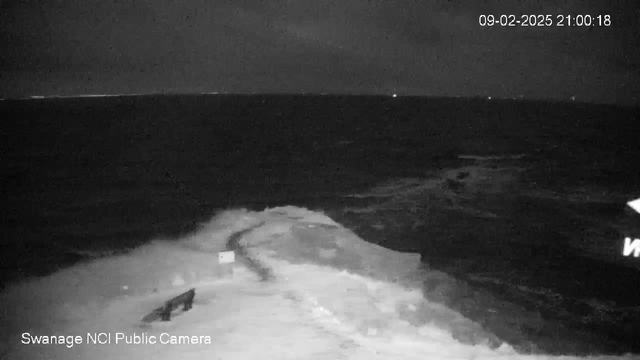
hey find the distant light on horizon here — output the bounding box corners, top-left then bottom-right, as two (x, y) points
(23, 93), (145, 100)
(5, 93), (632, 106)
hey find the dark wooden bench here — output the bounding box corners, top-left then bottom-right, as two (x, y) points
(142, 288), (196, 322)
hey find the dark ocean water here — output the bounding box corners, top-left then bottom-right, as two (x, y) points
(1, 94), (640, 355)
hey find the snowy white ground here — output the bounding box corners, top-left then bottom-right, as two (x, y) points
(1, 207), (637, 360)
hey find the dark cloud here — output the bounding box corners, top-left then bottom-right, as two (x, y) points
(0, 0), (638, 104)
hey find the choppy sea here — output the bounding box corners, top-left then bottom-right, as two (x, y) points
(2, 94), (639, 354)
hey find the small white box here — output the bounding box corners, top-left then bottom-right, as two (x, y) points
(218, 251), (235, 264)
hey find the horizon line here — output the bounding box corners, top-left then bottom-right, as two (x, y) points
(1, 92), (637, 108)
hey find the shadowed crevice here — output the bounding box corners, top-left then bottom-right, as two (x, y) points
(226, 221), (274, 281)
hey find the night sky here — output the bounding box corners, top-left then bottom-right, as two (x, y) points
(1, 0), (639, 105)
